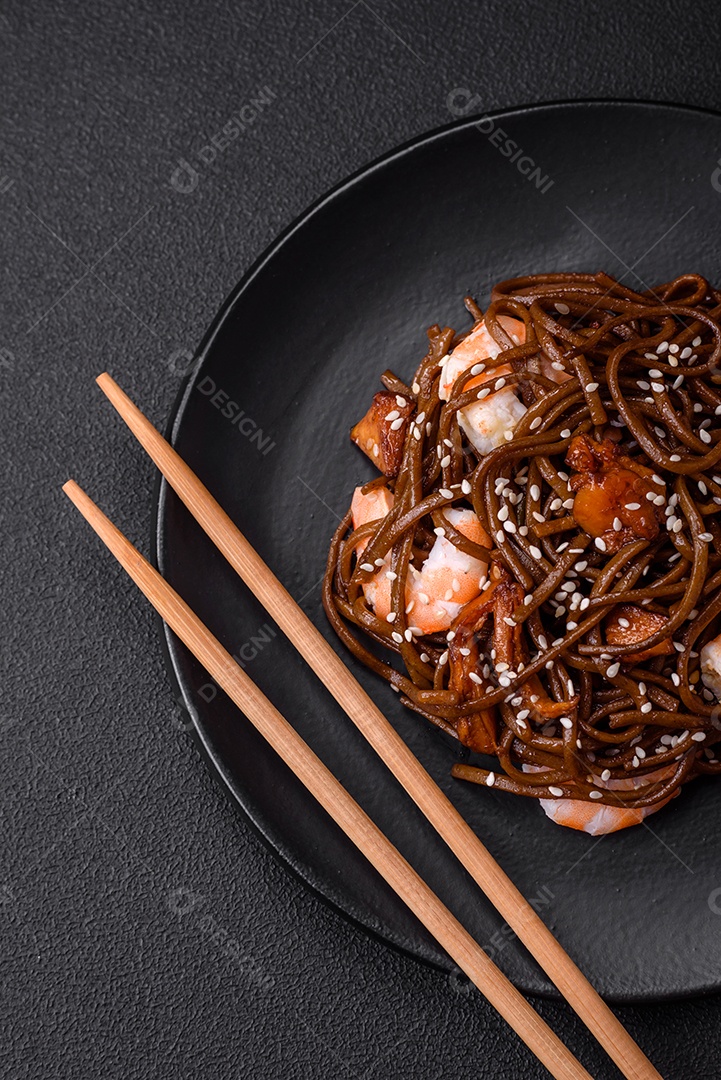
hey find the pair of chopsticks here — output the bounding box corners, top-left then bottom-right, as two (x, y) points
(63, 372), (664, 1080)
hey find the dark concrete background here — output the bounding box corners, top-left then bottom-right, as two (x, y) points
(2, 2), (720, 1077)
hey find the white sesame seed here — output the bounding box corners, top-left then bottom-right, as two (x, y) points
(391, 631), (403, 644)
(498, 504), (509, 521)
(439, 651), (448, 666)
(651, 382), (664, 393)
(699, 532), (713, 542)
(530, 484), (541, 501)
(385, 571), (398, 582)
(385, 410), (400, 421)
(613, 517), (622, 531)
(413, 426), (422, 441)
(404, 628), (413, 642)
(496, 530), (506, 544)
(700, 429), (712, 444)
(549, 786), (565, 797)
(390, 416), (404, 431)
(439, 488), (454, 499)
(359, 563), (374, 572)
(560, 428), (571, 439)
(669, 343), (679, 354)
(477, 387), (491, 399)
(567, 621), (578, 630)
(589, 790), (603, 800)
(670, 454), (681, 462)
(637, 746), (646, 759)
(595, 537), (607, 552)
(440, 454), (451, 468)
(530, 416), (543, 430)
(640, 701), (653, 714)
(434, 527), (446, 536)
(533, 511), (545, 523)
(504, 521), (517, 534)
(693, 336), (702, 347)
(412, 381), (420, 394)
(625, 502), (641, 511)
(470, 363), (486, 375)
(461, 479), (472, 495)
(555, 302), (570, 314)
(529, 545), (542, 560)
(560, 717), (572, 729)
(692, 731), (707, 742)
(386, 611), (397, 623)
(606, 662), (620, 678)
(587, 382), (599, 392)
(469, 671), (482, 685)
(419, 652), (429, 663)
(495, 377), (506, 390)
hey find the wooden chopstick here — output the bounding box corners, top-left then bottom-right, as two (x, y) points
(63, 478), (592, 1080)
(95, 373), (663, 1080)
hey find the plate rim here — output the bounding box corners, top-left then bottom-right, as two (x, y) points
(152, 97), (721, 1004)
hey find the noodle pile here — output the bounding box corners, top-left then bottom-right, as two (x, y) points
(323, 272), (721, 812)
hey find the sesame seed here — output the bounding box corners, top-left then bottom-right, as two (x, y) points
(444, 589), (453, 601)
(374, 558), (385, 567)
(693, 336), (702, 347)
(477, 387), (491, 399)
(555, 302), (570, 314)
(498, 505), (509, 521)
(550, 497), (562, 511)
(692, 731), (707, 742)
(426, 422), (432, 436)
(413, 426), (421, 441)
(551, 361), (565, 371)
(618, 617), (630, 628)
(576, 560), (588, 571)
(504, 521), (517, 533)
(669, 343), (679, 354)
(391, 631), (403, 644)
(524, 594), (533, 606)
(657, 341), (669, 353)
(680, 347), (693, 360)
(529, 545), (542, 559)
(495, 377), (506, 390)
(412, 381), (420, 394)
(613, 517), (622, 531)
(566, 621), (578, 630)
(699, 532), (713, 542)
(530, 416), (543, 430)
(496, 530), (506, 544)
(640, 701), (653, 714)
(461, 479), (472, 495)
(595, 537), (607, 552)
(359, 563), (374, 572)
(673, 519), (683, 533)
(385, 410), (400, 421)
(560, 428), (572, 439)
(396, 395), (407, 406)
(386, 612), (397, 623)
(390, 416), (404, 431)
(701, 429), (712, 444)
(459, 647), (471, 656)
(440, 454), (451, 468)
(470, 363), (486, 375)
(637, 381), (650, 390)
(549, 786), (564, 797)
(439, 488), (454, 499)
(606, 662), (620, 678)
(469, 671), (482, 685)
(439, 651), (449, 666)
(419, 652), (430, 663)
(434, 527), (446, 536)
(563, 498), (575, 510)
(637, 746), (646, 759)
(404, 628), (413, 642)
(670, 454), (681, 462)
(588, 790), (603, 800)
(530, 484), (541, 501)
(672, 375), (684, 389)
(560, 717), (572, 729)
(532, 511), (545, 523)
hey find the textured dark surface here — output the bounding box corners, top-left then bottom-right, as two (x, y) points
(2, 2), (721, 1078)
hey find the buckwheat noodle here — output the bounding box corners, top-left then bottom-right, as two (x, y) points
(323, 272), (721, 810)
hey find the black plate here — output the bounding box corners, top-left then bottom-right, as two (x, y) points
(155, 101), (721, 1002)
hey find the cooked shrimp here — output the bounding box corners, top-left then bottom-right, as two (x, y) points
(604, 603), (674, 663)
(527, 766), (676, 836)
(567, 435), (664, 553)
(701, 635), (721, 699)
(438, 316), (526, 401)
(351, 489), (490, 634)
(438, 316), (528, 456)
